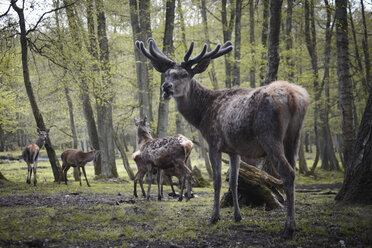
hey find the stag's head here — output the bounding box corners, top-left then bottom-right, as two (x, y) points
(135, 38), (233, 100)
(89, 147), (103, 161)
(37, 128), (49, 142)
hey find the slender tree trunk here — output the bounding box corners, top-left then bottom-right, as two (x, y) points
(221, 0), (235, 88)
(260, 0), (269, 86)
(285, 0), (294, 80)
(157, 0), (176, 138)
(113, 130), (134, 180)
(263, 0), (283, 85)
(361, 0), (371, 90)
(200, 0), (218, 89)
(198, 131), (212, 179)
(249, 0), (256, 88)
(233, 0), (242, 86)
(298, 134), (309, 175)
(96, 0), (118, 178)
(11, 0), (61, 181)
(129, 0), (152, 120)
(335, 0), (355, 169)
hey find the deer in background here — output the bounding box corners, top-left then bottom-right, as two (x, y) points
(134, 116), (194, 201)
(60, 148), (103, 187)
(22, 129), (49, 186)
(136, 38), (310, 238)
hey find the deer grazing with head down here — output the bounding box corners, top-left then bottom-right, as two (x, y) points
(134, 116), (193, 201)
(60, 148), (103, 187)
(136, 38), (310, 238)
(22, 129), (49, 186)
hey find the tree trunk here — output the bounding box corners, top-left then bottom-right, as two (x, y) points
(335, 87), (372, 203)
(263, 0), (283, 85)
(198, 131), (213, 179)
(233, 0), (242, 87)
(259, 0), (269, 86)
(335, 0), (355, 169)
(95, 0), (118, 178)
(157, 0), (176, 138)
(360, 0), (371, 90)
(221, 0), (234, 88)
(11, 0), (61, 181)
(285, 0), (294, 79)
(67, 0), (102, 176)
(199, 0), (218, 89)
(249, 0), (256, 88)
(221, 159), (284, 210)
(129, 0), (153, 120)
(113, 130), (134, 180)
(298, 134), (309, 175)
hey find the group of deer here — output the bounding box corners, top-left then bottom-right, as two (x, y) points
(22, 129), (102, 187)
(23, 37), (309, 238)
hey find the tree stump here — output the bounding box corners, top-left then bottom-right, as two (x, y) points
(192, 166), (210, 187)
(220, 160), (284, 210)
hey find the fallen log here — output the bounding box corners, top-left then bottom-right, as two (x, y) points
(220, 158), (285, 210)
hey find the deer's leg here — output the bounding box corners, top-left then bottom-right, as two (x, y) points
(228, 153), (242, 222)
(209, 148), (222, 224)
(159, 171), (164, 198)
(259, 137), (296, 239)
(133, 171), (140, 197)
(33, 161), (38, 186)
(81, 166), (90, 187)
(146, 166), (153, 201)
(77, 165), (82, 186)
(168, 175), (177, 197)
(157, 168), (162, 201)
(139, 171), (146, 197)
(26, 162), (32, 184)
(64, 165), (71, 185)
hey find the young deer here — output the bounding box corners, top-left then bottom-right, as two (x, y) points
(136, 38), (310, 238)
(132, 149), (193, 200)
(134, 116), (193, 201)
(22, 129), (49, 186)
(60, 148), (102, 187)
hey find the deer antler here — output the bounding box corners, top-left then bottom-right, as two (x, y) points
(135, 38), (175, 73)
(181, 41), (233, 76)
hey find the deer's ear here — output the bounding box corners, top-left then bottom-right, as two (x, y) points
(191, 59), (211, 76)
(134, 117), (139, 126)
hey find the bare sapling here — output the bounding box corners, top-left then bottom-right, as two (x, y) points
(60, 148), (103, 187)
(134, 116), (194, 201)
(22, 129), (49, 186)
(136, 38), (310, 238)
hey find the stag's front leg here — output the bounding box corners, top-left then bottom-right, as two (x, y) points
(209, 149), (222, 224)
(228, 154), (242, 222)
(157, 168), (162, 201)
(146, 167), (153, 201)
(81, 166), (90, 187)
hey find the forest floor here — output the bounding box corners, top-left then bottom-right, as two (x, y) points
(0, 155), (372, 248)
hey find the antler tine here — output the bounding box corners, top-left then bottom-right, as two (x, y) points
(187, 44), (208, 65)
(135, 41), (155, 61)
(183, 42), (194, 62)
(211, 41), (233, 59)
(148, 39), (174, 65)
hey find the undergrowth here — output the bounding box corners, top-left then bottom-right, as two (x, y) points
(0, 155), (371, 247)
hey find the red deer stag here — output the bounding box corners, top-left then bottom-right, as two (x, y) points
(60, 148), (102, 187)
(136, 38), (310, 238)
(132, 149), (193, 199)
(134, 116), (193, 201)
(22, 129), (49, 186)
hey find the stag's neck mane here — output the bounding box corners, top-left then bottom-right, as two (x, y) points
(35, 137), (46, 149)
(82, 150), (96, 163)
(174, 78), (217, 129)
(138, 130), (153, 148)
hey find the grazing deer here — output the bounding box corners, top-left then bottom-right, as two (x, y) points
(135, 38), (310, 238)
(132, 149), (193, 199)
(134, 116), (193, 201)
(60, 148), (102, 187)
(22, 129), (49, 186)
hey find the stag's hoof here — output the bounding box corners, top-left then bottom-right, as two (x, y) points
(134, 192), (138, 198)
(142, 193), (146, 198)
(178, 197), (183, 202)
(158, 196), (162, 201)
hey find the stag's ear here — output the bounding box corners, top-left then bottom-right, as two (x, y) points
(134, 117), (139, 126)
(191, 59), (211, 76)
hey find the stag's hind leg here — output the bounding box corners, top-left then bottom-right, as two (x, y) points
(26, 162), (32, 184)
(228, 153), (242, 222)
(32, 161), (38, 186)
(258, 136), (296, 239)
(209, 149), (222, 223)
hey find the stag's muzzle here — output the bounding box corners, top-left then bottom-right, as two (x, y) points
(162, 82), (173, 100)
